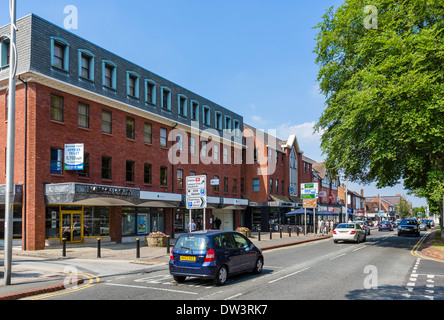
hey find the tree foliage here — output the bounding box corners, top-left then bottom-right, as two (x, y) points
(313, 0), (444, 221)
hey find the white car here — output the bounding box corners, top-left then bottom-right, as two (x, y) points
(333, 223), (366, 244)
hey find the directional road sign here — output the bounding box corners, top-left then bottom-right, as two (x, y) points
(186, 175), (207, 209)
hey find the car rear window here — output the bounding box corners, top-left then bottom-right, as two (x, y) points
(337, 224), (355, 229)
(174, 235), (209, 251)
(401, 219), (417, 225)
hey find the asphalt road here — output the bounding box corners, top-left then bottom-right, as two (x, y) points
(24, 229), (444, 302)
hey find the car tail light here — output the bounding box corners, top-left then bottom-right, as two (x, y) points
(170, 254), (174, 261)
(333, 231), (337, 234)
(204, 249), (215, 263)
(350, 231), (356, 235)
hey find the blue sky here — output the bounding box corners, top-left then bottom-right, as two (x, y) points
(1, 0), (427, 208)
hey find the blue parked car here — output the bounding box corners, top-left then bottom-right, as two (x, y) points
(378, 221), (393, 231)
(169, 230), (264, 286)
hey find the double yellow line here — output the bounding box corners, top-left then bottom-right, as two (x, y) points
(411, 229), (444, 263)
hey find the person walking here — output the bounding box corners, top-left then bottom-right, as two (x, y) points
(188, 219), (196, 232)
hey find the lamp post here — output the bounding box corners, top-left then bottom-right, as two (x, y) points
(4, 0), (17, 286)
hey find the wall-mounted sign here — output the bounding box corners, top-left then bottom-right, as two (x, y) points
(64, 144), (84, 171)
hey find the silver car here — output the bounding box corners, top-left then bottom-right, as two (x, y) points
(356, 221), (371, 235)
(333, 223), (367, 244)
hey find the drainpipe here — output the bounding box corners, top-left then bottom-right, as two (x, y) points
(18, 75), (27, 251)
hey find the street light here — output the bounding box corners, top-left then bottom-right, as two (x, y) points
(3, 0), (17, 286)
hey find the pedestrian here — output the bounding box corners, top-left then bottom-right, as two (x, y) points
(318, 218), (324, 235)
(330, 219), (334, 234)
(188, 219), (196, 232)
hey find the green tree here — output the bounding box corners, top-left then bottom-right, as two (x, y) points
(313, 0), (444, 232)
(396, 196), (411, 218)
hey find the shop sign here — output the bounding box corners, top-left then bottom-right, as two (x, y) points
(64, 144), (84, 171)
(85, 185), (134, 196)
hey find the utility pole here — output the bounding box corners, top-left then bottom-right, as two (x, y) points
(4, 0), (17, 286)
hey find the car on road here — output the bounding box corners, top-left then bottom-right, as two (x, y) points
(356, 221), (371, 235)
(333, 223), (366, 244)
(419, 221), (428, 231)
(169, 230), (264, 286)
(398, 219), (420, 237)
(378, 221), (393, 231)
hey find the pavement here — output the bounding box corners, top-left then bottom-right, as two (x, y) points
(0, 227), (440, 300)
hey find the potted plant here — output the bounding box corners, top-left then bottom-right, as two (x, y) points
(146, 231), (168, 247)
(236, 227), (251, 238)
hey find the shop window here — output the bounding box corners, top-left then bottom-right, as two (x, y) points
(45, 206), (60, 239)
(122, 208), (164, 236)
(0, 206), (23, 240)
(83, 207), (110, 237)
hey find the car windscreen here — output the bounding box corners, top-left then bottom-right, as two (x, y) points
(381, 221), (390, 224)
(401, 220), (417, 225)
(336, 224), (355, 229)
(174, 235), (210, 252)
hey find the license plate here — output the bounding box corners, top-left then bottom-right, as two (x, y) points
(340, 231), (348, 234)
(180, 255), (196, 262)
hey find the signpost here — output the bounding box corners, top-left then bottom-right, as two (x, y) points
(186, 175), (207, 231)
(301, 183), (318, 235)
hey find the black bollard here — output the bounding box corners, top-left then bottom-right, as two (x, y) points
(166, 236), (170, 254)
(62, 238), (67, 257)
(97, 238), (101, 258)
(258, 228), (261, 241)
(136, 238), (140, 259)
(270, 228), (272, 240)
(297, 225), (300, 236)
(289, 226), (292, 237)
(280, 227), (282, 238)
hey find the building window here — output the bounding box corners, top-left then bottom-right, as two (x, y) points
(127, 71), (140, 98)
(51, 37), (69, 71)
(145, 80), (156, 105)
(233, 179), (237, 194)
(78, 49), (95, 81)
(270, 178), (273, 192)
(160, 128), (167, 147)
(201, 141), (207, 157)
(126, 117), (135, 140)
(144, 122), (152, 144)
(224, 177), (229, 193)
(50, 147), (63, 174)
(215, 112), (222, 130)
(253, 178), (260, 192)
(78, 153), (90, 178)
(0, 39), (10, 67)
(214, 144), (219, 161)
(224, 115), (232, 132)
(50, 94), (64, 122)
(160, 166), (168, 186)
(177, 169), (184, 188)
(190, 171), (196, 176)
(202, 105), (210, 126)
(78, 102), (89, 128)
(190, 137), (196, 155)
(241, 178), (245, 193)
(233, 120), (240, 137)
(178, 94), (187, 117)
(126, 160), (135, 182)
(144, 163), (152, 184)
(102, 156), (112, 180)
(102, 109), (112, 134)
(190, 100), (199, 121)
(161, 87), (171, 110)
(276, 180), (279, 194)
(223, 147), (229, 164)
(102, 60), (117, 89)
(213, 175), (219, 192)
(176, 133), (183, 152)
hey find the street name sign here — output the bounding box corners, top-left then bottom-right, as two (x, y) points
(186, 175), (207, 209)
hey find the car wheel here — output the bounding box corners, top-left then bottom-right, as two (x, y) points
(363, 234), (367, 242)
(173, 276), (186, 283)
(214, 265), (228, 286)
(252, 257), (263, 275)
(334, 240), (338, 243)
(356, 235), (361, 244)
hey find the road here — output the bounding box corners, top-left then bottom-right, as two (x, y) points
(24, 229), (444, 302)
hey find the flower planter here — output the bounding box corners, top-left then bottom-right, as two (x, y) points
(238, 230), (251, 238)
(146, 236), (168, 247)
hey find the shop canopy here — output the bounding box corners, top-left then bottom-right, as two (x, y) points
(285, 208), (313, 216)
(317, 210), (339, 216)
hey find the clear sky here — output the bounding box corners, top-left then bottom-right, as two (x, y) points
(0, 0), (427, 208)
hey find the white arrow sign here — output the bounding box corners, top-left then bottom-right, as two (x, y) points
(186, 175), (207, 209)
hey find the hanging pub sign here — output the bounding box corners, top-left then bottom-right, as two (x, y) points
(64, 143), (84, 171)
